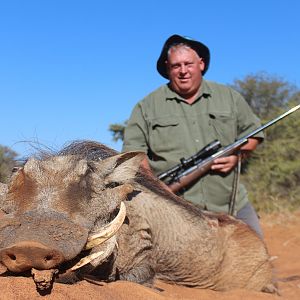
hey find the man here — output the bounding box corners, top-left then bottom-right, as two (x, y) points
(122, 34), (264, 238)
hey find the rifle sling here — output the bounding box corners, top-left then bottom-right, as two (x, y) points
(229, 152), (242, 216)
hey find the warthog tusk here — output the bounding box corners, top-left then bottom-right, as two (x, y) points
(68, 187), (130, 272)
(84, 201), (126, 250)
(70, 237), (117, 271)
(70, 251), (105, 271)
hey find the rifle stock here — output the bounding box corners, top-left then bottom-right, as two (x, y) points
(168, 138), (247, 193)
(162, 104), (300, 193)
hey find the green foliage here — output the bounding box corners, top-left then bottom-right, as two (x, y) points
(231, 72), (297, 118)
(0, 145), (18, 183)
(232, 74), (300, 212)
(242, 101), (300, 212)
(109, 122), (126, 142)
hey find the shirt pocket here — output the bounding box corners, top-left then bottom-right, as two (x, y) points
(149, 117), (181, 154)
(208, 112), (236, 145)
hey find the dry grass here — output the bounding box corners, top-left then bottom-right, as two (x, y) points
(259, 209), (300, 226)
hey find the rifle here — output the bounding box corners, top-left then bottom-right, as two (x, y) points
(158, 104), (300, 193)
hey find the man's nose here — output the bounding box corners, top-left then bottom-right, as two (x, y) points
(179, 64), (187, 74)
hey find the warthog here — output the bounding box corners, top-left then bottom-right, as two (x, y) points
(0, 141), (275, 293)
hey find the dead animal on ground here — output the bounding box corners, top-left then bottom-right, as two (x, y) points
(0, 141), (276, 293)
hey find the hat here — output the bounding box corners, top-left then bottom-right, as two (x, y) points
(156, 34), (210, 79)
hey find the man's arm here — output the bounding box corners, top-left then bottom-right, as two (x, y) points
(211, 90), (264, 174)
(122, 103), (149, 153)
(211, 137), (261, 173)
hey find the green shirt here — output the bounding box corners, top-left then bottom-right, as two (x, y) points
(122, 80), (263, 213)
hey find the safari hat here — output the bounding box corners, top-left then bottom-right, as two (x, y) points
(156, 34), (210, 79)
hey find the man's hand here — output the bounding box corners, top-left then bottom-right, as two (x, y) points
(211, 155), (238, 173)
(210, 137), (262, 173)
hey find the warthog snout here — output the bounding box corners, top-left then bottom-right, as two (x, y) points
(0, 241), (65, 273)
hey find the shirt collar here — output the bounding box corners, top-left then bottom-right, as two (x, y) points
(165, 79), (212, 103)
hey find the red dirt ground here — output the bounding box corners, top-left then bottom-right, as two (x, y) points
(0, 211), (299, 300)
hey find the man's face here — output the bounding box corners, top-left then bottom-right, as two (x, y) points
(166, 46), (205, 99)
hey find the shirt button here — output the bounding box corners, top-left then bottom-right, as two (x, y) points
(195, 139), (199, 143)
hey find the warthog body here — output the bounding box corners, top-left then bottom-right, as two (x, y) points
(0, 141), (275, 292)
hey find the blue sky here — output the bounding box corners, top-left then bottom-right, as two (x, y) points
(0, 0), (299, 158)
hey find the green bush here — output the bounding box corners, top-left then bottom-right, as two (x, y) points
(242, 109), (300, 212)
(0, 145), (18, 183)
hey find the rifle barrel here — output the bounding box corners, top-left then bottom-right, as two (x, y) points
(244, 104), (300, 140)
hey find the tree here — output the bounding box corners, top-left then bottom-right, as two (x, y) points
(231, 72), (298, 119)
(242, 102), (300, 212)
(109, 122), (127, 142)
(0, 145), (18, 183)
(231, 74), (300, 211)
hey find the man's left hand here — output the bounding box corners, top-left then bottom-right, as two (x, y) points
(211, 155), (238, 173)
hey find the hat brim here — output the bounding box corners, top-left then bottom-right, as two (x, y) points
(156, 35), (210, 79)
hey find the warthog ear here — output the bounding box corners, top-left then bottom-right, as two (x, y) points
(93, 151), (146, 183)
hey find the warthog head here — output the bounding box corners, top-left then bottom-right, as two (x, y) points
(0, 142), (144, 291)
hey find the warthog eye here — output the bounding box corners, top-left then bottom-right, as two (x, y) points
(105, 182), (120, 189)
(126, 190), (141, 201)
